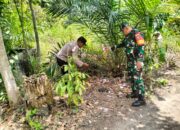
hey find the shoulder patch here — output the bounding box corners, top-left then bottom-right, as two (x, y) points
(135, 32), (145, 46)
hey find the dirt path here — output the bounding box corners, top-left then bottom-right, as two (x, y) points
(1, 60), (180, 130)
(78, 62), (180, 130)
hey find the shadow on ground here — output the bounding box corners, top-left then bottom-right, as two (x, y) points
(78, 75), (180, 130)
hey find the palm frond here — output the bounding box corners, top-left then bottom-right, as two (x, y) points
(47, 0), (128, 44)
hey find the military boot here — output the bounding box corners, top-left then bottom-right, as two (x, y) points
(132, 95), (146, 107)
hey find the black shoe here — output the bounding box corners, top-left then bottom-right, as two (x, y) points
(126, 91), (138, 98)
(132, 99), (146, 107)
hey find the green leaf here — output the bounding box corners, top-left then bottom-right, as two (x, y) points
(80, 84), (86, 91)
(67, 85), (74, 97)
(55, 57), (88, 106)
(82, 73), (86, 79)
(60, 86), (67, 96)
(72, 94), (80, 106)
(78, 88), (82, 96)
(75, 84), (80, 92)
(55, 82), (62, 94)
(64, 65), (69, 72)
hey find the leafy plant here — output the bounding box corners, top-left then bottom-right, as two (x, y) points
(45, 41), (66, 79)
(156, 78), (168, 86)
(26, 109), (43, 130)
(47, 0), (129, 71)
(124, 0), (170, 41)
(47, 0), (127, 45)
(0, 91), (7, 103)
(55, 58), (88, 106)
(29, 55), (41, 74)
(0, 75), (8, 103)
(47, 0), (174, 74)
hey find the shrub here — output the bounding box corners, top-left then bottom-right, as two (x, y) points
(55, 58), (88, 106)
(26, 109), (43, 130)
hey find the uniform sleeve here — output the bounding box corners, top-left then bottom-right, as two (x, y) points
(135, 32), (145, 62)
(72, 46), (84, 67)
(116, 39), (126, 48)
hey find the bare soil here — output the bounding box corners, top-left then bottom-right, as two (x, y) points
(1, 58), (180, 130)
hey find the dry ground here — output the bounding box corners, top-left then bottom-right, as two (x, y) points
(1, 58), (180, 130)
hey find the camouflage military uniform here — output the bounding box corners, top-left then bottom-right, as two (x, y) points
(116, 29), (145, 98)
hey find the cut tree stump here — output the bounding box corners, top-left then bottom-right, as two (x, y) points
(23, 73), (54, 108)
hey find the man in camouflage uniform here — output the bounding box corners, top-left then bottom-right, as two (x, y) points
(112, 22), (146, 107)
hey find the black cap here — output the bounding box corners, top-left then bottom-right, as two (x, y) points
(77, 36), (87, 45)
(120, 22), (129, 31)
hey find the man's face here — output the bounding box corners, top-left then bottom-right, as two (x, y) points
(78, 42), (84, 48)
(122, 26), (131, 36)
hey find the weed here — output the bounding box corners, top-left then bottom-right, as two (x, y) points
(26, 109), (43, 130)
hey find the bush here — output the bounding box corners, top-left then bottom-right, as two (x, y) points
(55, 58), (88, 106)
(45, 41), (66, 80)
(26, 109), (43, 130)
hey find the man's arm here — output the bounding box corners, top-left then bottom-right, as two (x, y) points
(135, 32), (145, 62)
(72, 47), (89, 68)
(134, 32), (145, 70)
(111, 40), (125, 51)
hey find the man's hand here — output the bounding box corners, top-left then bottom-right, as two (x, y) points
(136, 61), (143, 70)
(82, 63), (89, 69)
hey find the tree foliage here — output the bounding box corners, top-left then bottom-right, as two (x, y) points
(48, 0), (130, 45)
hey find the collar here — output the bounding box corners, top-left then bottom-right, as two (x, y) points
(74, 41), (79, 48)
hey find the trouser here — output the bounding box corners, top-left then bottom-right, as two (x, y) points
(127, 56), (145, 96)
(56, 57), (68, 75)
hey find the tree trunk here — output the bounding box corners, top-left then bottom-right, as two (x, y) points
(13, 0), (28, 52)
(28, 0), (41, 59)
(14, 0), (34, 76)
(0, 29), (21, 106)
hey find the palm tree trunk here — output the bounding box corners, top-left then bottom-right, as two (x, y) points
(0, 29), (21, 106)
(28, 0), (41, 59)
